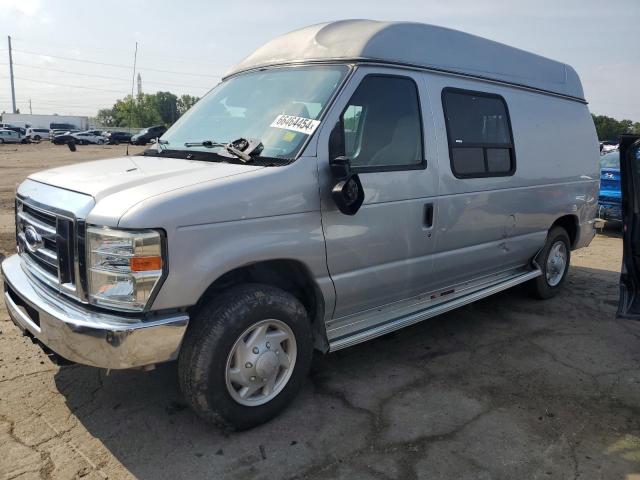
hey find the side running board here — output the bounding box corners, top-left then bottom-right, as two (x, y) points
(329, 268), (541, 351)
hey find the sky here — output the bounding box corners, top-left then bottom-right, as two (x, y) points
(0, 0), (638, 121)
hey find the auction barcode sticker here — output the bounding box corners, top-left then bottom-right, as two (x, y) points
(270, 114), (321, 135)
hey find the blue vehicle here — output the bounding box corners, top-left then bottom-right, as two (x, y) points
(598, 151), (622, 222)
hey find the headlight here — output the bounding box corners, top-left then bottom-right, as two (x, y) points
(87, 226), (166, 312)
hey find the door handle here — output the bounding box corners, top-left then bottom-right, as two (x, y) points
(424, 203), (434, 228)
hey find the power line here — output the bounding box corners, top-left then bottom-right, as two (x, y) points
(13, 76), (127, 93)
(11, 37), (218, 68)
(13, 49), (221, 78)
(16, 99), (111, 108)
(12, 62), (211, 90)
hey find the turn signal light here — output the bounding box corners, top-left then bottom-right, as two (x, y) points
(130, 256), (163, 272)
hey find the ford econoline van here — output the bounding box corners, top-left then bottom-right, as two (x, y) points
(2, 20), (599, 429)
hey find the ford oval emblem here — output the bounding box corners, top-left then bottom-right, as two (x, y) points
(24, 225), (43, 252)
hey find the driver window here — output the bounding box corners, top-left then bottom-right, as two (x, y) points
(339, 75), (424, 170)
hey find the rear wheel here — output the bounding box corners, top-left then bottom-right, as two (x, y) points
(33, 135), (41, 141)
(529, 226), (571, 299)
(178, 284), (313, 430)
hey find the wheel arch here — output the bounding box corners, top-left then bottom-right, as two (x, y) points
(550, 214), (579, 249)
(192, 259), (330, 352)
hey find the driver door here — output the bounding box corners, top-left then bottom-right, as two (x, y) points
(317, 67), (439, 339)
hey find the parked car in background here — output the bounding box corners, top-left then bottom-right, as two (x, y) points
(600, 140), (618, 154)
(50, 129), (80, 142)
(71, 130), (106, 145)
(51, 132), (79, 145)
(130, 125), (167, 145)
(5, 126), (26, 138)
(26, 128), (51, 141)
(104, 131), (133, 145)
(0, 129), (22, 144)
(598, 151), (621, 222)
(49, 124), (78, 140)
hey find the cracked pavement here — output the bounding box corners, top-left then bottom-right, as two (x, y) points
(0, 145), (639, 479)
(1, 232), (639, 479)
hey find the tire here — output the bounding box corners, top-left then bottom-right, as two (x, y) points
(529, 226), (571, 299)
(178, 284), (313, 430)
(0, 139), (4, 144)
(34, 135), (41, 141)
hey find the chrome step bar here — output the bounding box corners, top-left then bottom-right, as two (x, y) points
(329, 268), (541, 351)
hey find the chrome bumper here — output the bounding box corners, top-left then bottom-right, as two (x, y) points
(1, 254), (189, 369)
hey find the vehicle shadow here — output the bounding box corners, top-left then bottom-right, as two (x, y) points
(53, 264), (631, 479)
(597, 224), (623, 239)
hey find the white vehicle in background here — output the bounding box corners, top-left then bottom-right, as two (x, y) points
(601, 141), (619, 154)
(26, 128), (51, 142)
(0, 129), (22, 144)
(71, 130), (107, 145)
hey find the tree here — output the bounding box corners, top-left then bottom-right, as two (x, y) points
(153, 91), (179, 125)
(95, 108), (117, 127)
(592, 114), (638, 141)
(177, 94), (199, 116)
(93, 91), (199, 128)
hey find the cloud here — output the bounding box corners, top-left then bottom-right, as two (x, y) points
(0, 0), (41, 16)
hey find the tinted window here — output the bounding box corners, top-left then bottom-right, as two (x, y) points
(336, 75), (423, 170)
(600, 152), (620, 169)
(442, 89), (515, 177)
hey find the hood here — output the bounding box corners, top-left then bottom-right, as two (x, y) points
(29, 155), (263, 202)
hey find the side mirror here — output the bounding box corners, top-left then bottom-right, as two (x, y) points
(330, 156), (364, 215)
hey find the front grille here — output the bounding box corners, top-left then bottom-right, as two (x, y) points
(16, 198), (79, 298)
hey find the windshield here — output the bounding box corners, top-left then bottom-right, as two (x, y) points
(161, 65), (349, 159)
(600, 152), (620, 169)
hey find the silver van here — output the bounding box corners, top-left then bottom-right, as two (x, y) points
(2, 20), (599, 429)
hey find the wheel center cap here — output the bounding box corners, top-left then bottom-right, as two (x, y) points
(255, 351), (278, 378)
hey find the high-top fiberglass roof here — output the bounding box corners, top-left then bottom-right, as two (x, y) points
(226, 19), (584, 101)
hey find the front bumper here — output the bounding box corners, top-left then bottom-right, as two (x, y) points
(1, 254), (189, 369)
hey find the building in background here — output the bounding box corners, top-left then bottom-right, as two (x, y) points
(0, 113), (89, 130)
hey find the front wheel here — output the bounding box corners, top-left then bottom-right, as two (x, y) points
(529, 226), (571, 299)
(178, 284), (313, 430)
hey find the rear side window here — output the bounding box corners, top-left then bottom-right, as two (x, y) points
(442, 88), (515, 178)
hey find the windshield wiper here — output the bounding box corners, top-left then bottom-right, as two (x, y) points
(183, 138), (263, 163)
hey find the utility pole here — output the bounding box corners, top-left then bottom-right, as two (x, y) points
(128, 41), (138, 133)
(126, 42), (138, 155)
(29, 98), (32, 114)
(7, 36), (16, 114)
